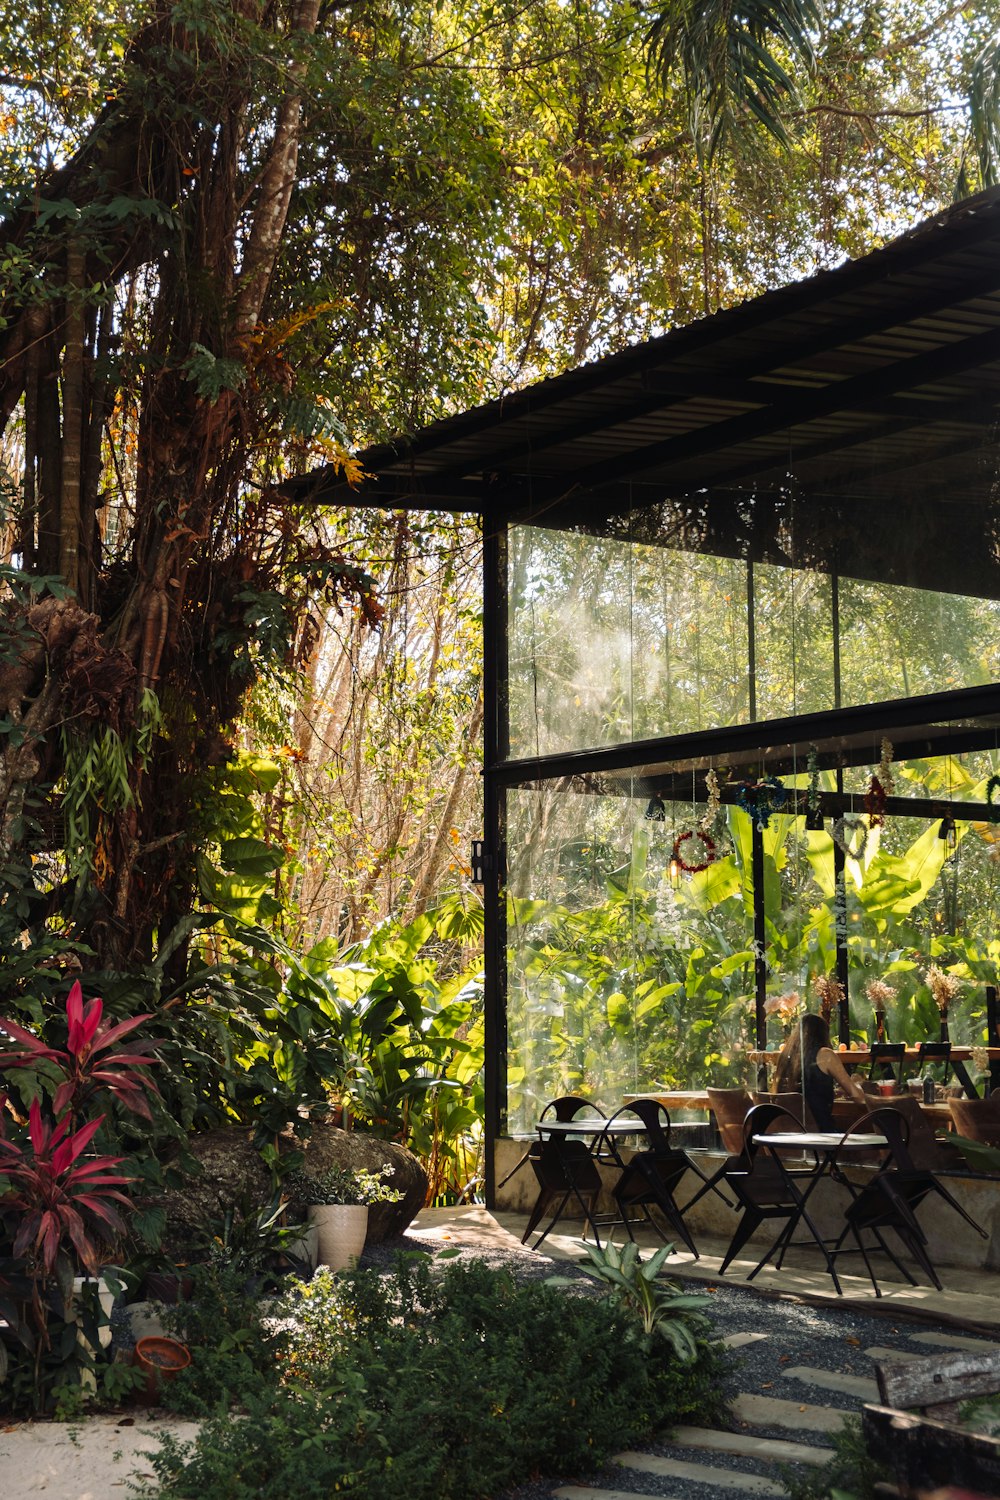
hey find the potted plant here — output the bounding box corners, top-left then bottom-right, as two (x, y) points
(286, 1165), (402, 1272)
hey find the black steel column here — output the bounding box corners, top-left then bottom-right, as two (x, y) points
(833, 771), (850, 1043)
(482, 513), (507, 1208)
(751, 818), (768, 1088)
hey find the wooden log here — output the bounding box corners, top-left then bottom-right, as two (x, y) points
(874, 1348), (1000, 1411)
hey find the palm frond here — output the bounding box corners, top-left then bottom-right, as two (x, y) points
(969, 32), (1000, 192)
(646, 0), (822, 162)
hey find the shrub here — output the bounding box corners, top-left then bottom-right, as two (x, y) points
(145, 1255), (732, 1499)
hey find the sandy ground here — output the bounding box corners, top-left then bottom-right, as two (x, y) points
(0, 1411), (201, 1498)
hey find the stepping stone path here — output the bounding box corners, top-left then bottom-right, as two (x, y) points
(541, 1321), (1000, 1500)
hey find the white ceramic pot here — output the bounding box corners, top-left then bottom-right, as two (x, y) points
(308, 1203), (368, 1272)
(71, 1274), (116, 1392)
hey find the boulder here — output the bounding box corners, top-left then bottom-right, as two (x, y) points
(152, 1127), (274, 1257)
(291, 1121), (427, 1241)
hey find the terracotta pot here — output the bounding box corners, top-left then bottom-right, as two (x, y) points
(135, 1335), (192, 1402)
(309, 1203), (368, 1272)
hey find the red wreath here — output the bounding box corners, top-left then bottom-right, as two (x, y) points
(671, 828), (717, 873)
(864, 774), (887, 828)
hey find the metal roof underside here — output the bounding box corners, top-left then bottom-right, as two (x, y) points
(285, 188), (1000, 529)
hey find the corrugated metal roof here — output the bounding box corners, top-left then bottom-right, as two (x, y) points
(285, 188), (1000, 520)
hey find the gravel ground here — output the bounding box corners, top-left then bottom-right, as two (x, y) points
(361, 1230), (999, 1500)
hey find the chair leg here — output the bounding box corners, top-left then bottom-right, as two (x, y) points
(930, 1180), (988, 1239)
(680, 1157), (737, 1213)
(525, 1190), (572, 1249)
(718, 1208), (765, 1273)
(497, 1150), (533, 1189)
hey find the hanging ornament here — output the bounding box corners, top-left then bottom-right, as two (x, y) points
(671, 828), (717, 873)
(736, 774), (787, 831)
(699, 768), (722, 834)
(878, 737), (895, 797)
(986, 775), (1000, 823)
(864, 774), (887, 828)
(805, 748), (823, 829)
(832, 814), (869, 861)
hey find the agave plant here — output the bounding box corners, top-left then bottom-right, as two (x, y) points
(0, 980), (158, 1121)
(0, 1098), (133, 1274)
(580, 1239), (713, 1360)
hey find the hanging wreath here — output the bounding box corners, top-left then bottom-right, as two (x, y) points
(864, 774), (887, 828)
(832, 814), (869, 861)
(671, 828), (717, 873)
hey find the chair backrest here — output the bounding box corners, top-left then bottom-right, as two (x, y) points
(595, 1101), (672, 1167)
(949, 1096), (1000, 1147)
(740, 1102), (806, 1160)
(706, 1087), (753, 1155)
(752, 1090), (816, 1131)
(540, 1095), (606, 1123)
(918, 1042), (952, 1065)
(868, 1043), (905, 1081)
(836, 1106), (911, 1171)
(881, 1094), (956, 1170)
(615, 1097), (671, 1143)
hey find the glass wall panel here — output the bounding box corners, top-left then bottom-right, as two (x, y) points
(839, 577), (1000, 707)
(508, 527), (632, 758)
(505, 749), (1000, 1129)
(505, 779), (756, 1135)
(508, 525), (749, 757)
(753, 563), (835, 721)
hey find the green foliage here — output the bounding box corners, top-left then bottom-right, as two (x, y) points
(159, 1264), (286, 1415)
(647, 0), (821, 160)
(285, 1164), (402, 1207)
(779, 1414), (890, 1499)
(579, 1239), (714, 1357)
(146, 1255), (730, 1497)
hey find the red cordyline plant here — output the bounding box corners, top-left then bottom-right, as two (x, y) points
(0, 1098), (133, 1274)
(0, 979), (158, 1121)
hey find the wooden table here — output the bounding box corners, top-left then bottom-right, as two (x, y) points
(624, 1090), (711, 1111)
(748, 1047), (1000, 1065)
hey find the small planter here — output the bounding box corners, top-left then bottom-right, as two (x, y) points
(309, 1203), (368, 1272)
(135, 1335), (192, 1403)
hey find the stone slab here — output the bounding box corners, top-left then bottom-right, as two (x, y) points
(670, 1425), (833, 1467)
(731, 1392), (851, 1434)
(616, 1450), (784, 1495)
(781, 1366), (878, 1400)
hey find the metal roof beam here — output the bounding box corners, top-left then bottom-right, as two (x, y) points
(567, 326), (1000, 489)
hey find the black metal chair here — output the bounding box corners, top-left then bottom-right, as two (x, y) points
(867, 1043), (905, 1085)
(498, 1095), (605, 1189)
(520, 1134), (605, 1249)
(593, 1101), (706, 1257)
(829, 1108), (987, 1296)
(716, 1103), (841, 1290)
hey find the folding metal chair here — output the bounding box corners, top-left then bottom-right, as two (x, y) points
(716, 1103), (841, 1291)
(520, 1134), (605, 1249)
(498, 1095), (605, 1189)
(594, 1101), (705, 1257)
(829, 1108), (987, 1296)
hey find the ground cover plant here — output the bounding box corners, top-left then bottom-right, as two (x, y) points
(144, 1252), (731, 1499)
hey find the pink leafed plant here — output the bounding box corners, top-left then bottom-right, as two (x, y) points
(0, 1098), (133, 1274)
(0, 980), (158, 1120)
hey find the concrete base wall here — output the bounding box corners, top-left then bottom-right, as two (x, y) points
(494, 1138), (1000, 1271)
